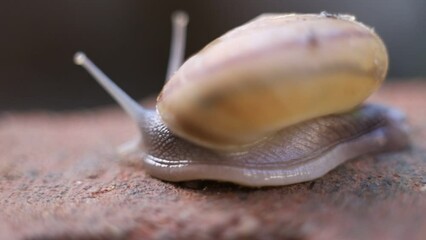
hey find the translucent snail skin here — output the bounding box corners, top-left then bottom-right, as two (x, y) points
(75, 12), (409, 187)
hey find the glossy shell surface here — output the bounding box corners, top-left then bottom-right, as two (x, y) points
(157, 13), (389, 150)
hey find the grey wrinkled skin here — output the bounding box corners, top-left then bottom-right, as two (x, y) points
(137, 104), (409, 187)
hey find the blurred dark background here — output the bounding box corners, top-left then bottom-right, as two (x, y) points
(0, 0), (425, 111)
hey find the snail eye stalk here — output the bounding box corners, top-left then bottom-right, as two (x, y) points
(73, 52), (146, 122)
(73, 11), (189, 126)
(166, 10), (189, 82)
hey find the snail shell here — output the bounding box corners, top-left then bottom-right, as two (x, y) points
(158, 13), (388, 150)
(75, 12), (409, 187)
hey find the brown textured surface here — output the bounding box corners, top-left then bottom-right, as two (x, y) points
(0, 81), (425, 240)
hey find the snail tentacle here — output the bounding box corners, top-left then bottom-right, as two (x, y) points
(74, 52), (146, 123)
(166, 10), (189, 82)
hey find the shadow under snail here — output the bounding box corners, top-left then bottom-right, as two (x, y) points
(74, 12), (409, 187)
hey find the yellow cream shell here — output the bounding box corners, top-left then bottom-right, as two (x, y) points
(157, 13), (389, 150)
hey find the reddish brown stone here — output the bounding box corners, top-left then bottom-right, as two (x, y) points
(0, 81), (425, 239)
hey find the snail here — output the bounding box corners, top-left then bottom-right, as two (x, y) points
(74, 12), (409, 187)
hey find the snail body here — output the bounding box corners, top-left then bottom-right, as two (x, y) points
(75, 12), (409, 187)
(142, 104), (407, 186)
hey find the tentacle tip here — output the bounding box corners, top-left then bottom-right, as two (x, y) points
(74, 51), (87, 65)
(172, 10), (189, 26)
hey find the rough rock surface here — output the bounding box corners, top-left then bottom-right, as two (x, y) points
(0, 81), (425, 240)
